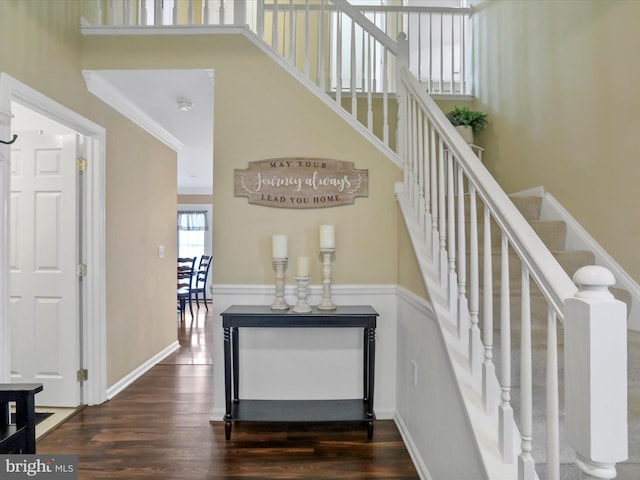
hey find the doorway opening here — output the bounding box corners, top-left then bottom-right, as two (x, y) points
(0, 73), (107, 407)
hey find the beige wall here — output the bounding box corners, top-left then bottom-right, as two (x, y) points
(83, 33), (402, 286)
(2, 1), (178, 388)
(178, 194), (213, 204)
(472, 0), (640, 283)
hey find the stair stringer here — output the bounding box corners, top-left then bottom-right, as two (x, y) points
(397, 186), (522, 480)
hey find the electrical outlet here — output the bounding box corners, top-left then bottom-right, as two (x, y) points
(411, 360), (418, 387)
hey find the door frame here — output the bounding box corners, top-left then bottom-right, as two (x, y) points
(0, 73), (107, 405)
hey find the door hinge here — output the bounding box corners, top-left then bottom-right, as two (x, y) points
(76, 263), (87, 277)
(77, 368), (88, 383)
(76, 157), (87, 171)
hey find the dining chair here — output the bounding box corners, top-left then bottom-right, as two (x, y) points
(192, 255), (212, 310)
(177, 257), (196, 321)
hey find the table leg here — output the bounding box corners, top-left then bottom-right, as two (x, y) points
(14, 393), (37, 453)
(0, 401), (8, 426)
(223, 327), (233, 440)
(232, 327), (239, 402)
(363, 328), (369, 402)
(366, 328), (376, 421)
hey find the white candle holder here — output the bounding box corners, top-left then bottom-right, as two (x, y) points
(270, 258), (289, 310)
(292, 275), (312, 313)
(317, 248), (336, 310)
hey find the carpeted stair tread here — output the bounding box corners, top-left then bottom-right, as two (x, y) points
(486, 195), (638, 479)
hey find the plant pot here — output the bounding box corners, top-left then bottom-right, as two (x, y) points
(455, 125), (474, 144)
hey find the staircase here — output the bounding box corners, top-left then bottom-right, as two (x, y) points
(488, 195), (640, 479)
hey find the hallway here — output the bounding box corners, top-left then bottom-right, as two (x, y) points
(37, 308), (419, 479)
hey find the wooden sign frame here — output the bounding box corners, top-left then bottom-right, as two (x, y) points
(234, 157), (369, 209)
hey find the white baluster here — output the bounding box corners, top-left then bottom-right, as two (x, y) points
(272, 0), (279, 51)
(304, 0), (310, 78)
(139, 0), (147, 25)
(257, 0), (264, 38)
(411, 99), (419, 212)
(428, 12), (433, 93)
(382, 47), (389, 146)
(109, 0), (117, 26)
(430, 126), (438, 261)
(546, 306), (560, 480)
(482, 205), (496, 413)
(498, 232), (514, 463)
(336, 10), (342, 106)
(288, 0), (294, 63)
(449, 13), (454, 94)
(319, 0), (326, 91)
(156, 0), (164, 25)
(171, 0), (178, 25)
(447, 151), (457, 320)
(123, 0), (131, 26)
(565, 266), (628, 480)
(459, 13), (465, 94)
(456, 166), (468, 341)
(417, 108), (425, 229)
(468, 185), (481, 375)
(518, 265), (535, 480)
(234, 0), (246, 26)
(421, 115), (432, 245)
(438, 137), (447, 288)
(216, 0), (223, 25)
(367, 36), (373, 132)
(350, 20), (357, 118)
(439, 13), (444, 93)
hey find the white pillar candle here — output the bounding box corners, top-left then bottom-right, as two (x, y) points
(272, 235), (288, 258)
(319, 225), (335, 249)
(297, 256), (309, 276)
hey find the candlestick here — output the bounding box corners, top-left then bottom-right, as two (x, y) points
(319, 225), (335, 249)
(270, 258), (289, 310)
(296, 256), (309, 277)
(292, 275), (312, 313)
(272, 234), (287, 259)
(317, 248), (336, 310)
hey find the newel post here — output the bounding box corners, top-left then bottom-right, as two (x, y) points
(565, 266), (628, 479)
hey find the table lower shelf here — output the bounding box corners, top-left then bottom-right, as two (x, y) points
(225, 399), (375, 440)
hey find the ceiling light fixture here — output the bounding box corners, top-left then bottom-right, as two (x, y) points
(177, 99), (193, 112)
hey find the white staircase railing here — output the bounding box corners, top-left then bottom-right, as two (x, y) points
(395, 33), (628, 479)
(82, 1), (629, 478)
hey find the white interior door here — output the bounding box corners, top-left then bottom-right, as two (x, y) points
(9, 131), (81, 407)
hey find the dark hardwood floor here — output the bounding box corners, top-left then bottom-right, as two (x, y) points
(37, 307), (419, 479)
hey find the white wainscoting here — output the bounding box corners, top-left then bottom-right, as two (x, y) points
(210, 284), (397, 421)
(395, 287), (486, 480)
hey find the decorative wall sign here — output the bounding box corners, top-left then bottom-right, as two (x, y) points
(234, 158), (369, 209)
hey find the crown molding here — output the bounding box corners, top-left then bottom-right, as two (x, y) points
(82, 70), (184, 152)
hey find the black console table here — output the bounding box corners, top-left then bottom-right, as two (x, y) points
(0, 383), (43, 454)
(221, 305), (378, 440)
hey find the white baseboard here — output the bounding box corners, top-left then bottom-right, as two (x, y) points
(394, 413), (432, 480)
(106, 341), (179, 400)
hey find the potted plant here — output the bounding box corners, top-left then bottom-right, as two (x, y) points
(445, 106), (488, 144)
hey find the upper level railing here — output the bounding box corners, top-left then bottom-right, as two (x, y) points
(82, 0), (472, 154)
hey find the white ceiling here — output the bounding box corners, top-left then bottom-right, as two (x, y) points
(84, 69), (215, 195)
